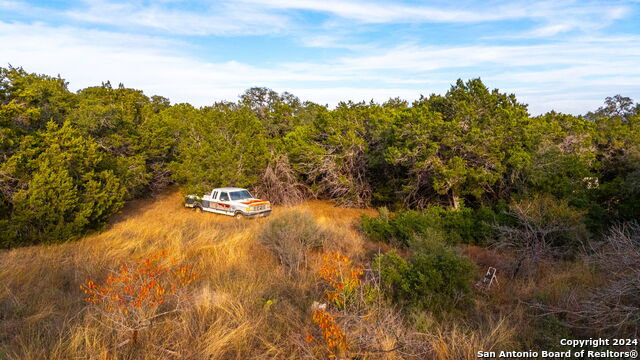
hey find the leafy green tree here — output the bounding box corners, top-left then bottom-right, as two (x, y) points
(2, 65), (639, 248)
(362, 99), (407, 205)
(67, 84), (174, 197)
(168, 103), (270, 195)
(586, 95), (639, 122)
(285, 102), (373, 206)
(0, 66), (75, 162)
(135, 98), (178, 192)
(589, 101), (640, 224)
(0, 121), (125, 246)
(516, 112), (597, 200)
(0, 66), (74, 129)
(240, 87), (311, 139)
(386, 79), (530, 208)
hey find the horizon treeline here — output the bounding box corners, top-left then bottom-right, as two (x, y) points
(1, 66), (638, 247)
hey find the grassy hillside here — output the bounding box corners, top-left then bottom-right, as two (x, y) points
(0, 191), (609, 359)
(0, 191), (379, 359)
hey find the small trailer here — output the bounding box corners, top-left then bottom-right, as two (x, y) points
(185, 187), (272, 218)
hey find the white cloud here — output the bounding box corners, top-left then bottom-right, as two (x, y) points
(240, 0), (631, 39)
(493, 2), (631, 39)
(0, 0), (22, 9)
(65, 0), (292, 36)
(527, 24), (576, 37)
(238, 0), (528, 23)
(5, 0), (627, 39)
(282, 38), (640, 81)
(0, 21), (344, 104)
(0, 20), (638, 115)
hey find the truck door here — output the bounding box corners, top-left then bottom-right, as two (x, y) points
(203, 190), (218, 209)
(217, 192), (231, 211)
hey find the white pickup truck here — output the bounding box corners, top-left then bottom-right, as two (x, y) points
(185, 187), (272, 218)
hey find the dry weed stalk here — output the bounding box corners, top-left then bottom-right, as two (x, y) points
(426, 316), (515, 360)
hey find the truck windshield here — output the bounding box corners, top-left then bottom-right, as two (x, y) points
(230, 190), (253, 200)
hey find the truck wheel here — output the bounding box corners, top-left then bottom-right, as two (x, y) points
(195, 206), (203, 213)
(234, 211), (243, 220)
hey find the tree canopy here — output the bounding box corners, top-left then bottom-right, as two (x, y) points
(1, 66), (638, 247)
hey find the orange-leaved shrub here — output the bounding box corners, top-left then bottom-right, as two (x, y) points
(312, 308), (349, 357)
(81, 250), (198, 345)
(309, 252), (365, 358)
(318, 252), (363, 310)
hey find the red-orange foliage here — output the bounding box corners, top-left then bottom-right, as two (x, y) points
(311, 252), (364, 358)
(312, 308), (348, 357)
(318, 252), (363, 309)
(305, 333), (315, 344)
(81, 251), (197, 323)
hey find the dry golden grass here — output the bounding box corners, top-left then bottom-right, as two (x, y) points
(0, 191), (397, 359)
(1, 190), (590, 359)
(427, 316), (517, 360)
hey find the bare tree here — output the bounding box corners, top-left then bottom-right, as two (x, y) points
(494, 196), (588, 275)
(530, 223), (639, 336)
(307, 147), (371, 208)
(253, 154), (311, 205)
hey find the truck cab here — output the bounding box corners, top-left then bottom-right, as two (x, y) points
(185, 187), (271, 218)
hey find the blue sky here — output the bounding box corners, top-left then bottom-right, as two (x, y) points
(1, 0), (639, 114)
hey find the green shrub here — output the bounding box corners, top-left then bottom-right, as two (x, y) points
(374, 246), (474, 313)
(361, 209), (439, 247)
(406, 228), (448, 254)
(528, 315), (571, 351)
(258, 210), (337, 277)
(423, 205), (497, 244)
(361, 205), (498, 247)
